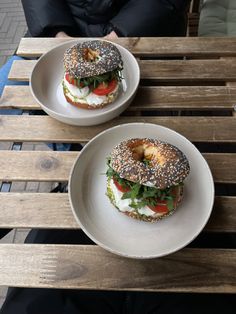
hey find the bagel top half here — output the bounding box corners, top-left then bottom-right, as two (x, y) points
(110, 138), (190, 189)
(63, 40), (123, 78)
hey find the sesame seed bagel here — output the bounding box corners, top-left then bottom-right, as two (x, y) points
(110, 138), (190, 189)
(64, 40), (123, 78)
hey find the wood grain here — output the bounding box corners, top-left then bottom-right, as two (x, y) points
(0, 151), (235, 183)
(8, 59), (236, 82)
(1, 85), (236, 111)
(205, 196), (236, 233)
(0, 244), (235, 292)
(0, 193), (234, 232)
(16, 37), (236, 58)
(0, 151), (77, 181)
(0, 116), (235, 143)
(0, 193), (79, 229)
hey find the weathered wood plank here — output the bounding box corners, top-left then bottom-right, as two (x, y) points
(8, 59), (236, 82)
(8, 60), (35, 81)
(0, 151), (235, 183)
(0, 151), (78, 181)
(0, 193), (234, 232)
(16, 37), (236, 58)
(0, 244), (235, 292)
(205, 196), (236, 233)
(1, 85), (236, 111)
(0, 116), (235, 143)
(0, 193), (78, 229)
(205, 153), (236, 184)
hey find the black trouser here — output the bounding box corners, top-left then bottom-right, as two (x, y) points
(1, 229), (235, 314)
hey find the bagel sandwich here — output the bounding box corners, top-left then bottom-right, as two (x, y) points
(63, 40), (123, 109)
(106, 138), (190, 222)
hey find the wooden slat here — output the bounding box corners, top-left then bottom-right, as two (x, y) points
(0, 151), (235, 183)
(1, 85), (236, 111)
(8, 60), (35, 81)
(8, 59), (236, 82)
(0, 151), (77, 181)
(0, 244), (235, 292)
(0, 193), (78, 229)
(205, 196), (236, 233)
(0, 193), (234, 232)
(0, 116), (236, 143)
(17, 37), (236, 58)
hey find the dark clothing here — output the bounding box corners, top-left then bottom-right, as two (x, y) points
(21, 0), (191, 37)
(1, 288), (236, 314)
(0, 229), (236, 314)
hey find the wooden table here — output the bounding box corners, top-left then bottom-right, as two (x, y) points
(0, 37), (235, 293)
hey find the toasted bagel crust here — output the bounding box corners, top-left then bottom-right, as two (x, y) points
(64, 40), (123, 78)
(110, 138), (190, 189)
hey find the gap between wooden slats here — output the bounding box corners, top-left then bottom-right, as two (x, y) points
(8, 59), (236, 82)
(0, 151), (235, 183)
(16, 37), (236, 58)
(0, 116), (235, 143)
(0, 244), (235, 292)
(0, 193), (234, 232)
(1, 85), (236, 111)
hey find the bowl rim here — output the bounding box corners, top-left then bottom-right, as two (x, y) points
(30, 39), (140, 121)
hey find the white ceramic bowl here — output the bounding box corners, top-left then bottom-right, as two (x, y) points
(30, 39), (140, 126)
(69, 123), (214, 259)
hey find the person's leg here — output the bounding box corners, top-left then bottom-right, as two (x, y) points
(130, 291), (236, 314)
(24, 228), (94, 245)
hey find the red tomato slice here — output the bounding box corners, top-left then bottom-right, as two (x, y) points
(65, 73), (84, 87)
(148, 186), (180, 214)
(93, 79), (117, 96)
(65, 73), (76, 85)
(148, 200), (169, 214)
(113, 178), (130, 193)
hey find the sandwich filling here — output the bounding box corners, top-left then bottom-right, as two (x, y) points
(63, 75), (119, 107)
(63, 64), (123, 107)
(106, 158), (183, 218)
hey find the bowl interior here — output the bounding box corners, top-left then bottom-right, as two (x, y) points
(69, 123), (214, 259)
(30, 39), (140, 119)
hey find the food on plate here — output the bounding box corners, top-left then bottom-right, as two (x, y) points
(106, 138), (190, 222)
(62, 40), (123, 109)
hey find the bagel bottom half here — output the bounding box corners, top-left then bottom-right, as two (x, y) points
(106, 178), (184, 223)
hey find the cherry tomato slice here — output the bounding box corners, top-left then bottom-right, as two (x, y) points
(65, 73), (76, 85)
(93, 79), (117, 96)
(65, 73), (84, 87)
(148, 200), (169, 214)
(148, 186), (180, 214)
(113, 178), (130, 193)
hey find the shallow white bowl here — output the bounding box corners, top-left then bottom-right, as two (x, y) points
(69, 123), (214, 259)
(30, 39), (140, 126)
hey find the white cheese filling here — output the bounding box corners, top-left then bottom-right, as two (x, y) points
(63, 76), (118, 106)
(110, 179), (163, 217)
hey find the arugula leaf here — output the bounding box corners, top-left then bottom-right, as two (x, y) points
(130, 183), (141, 200)
(121, 191), (132, 199)
(142, 187), (158, 199)
(77, 66), (124, 90)
(167, 198), (174, 210)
